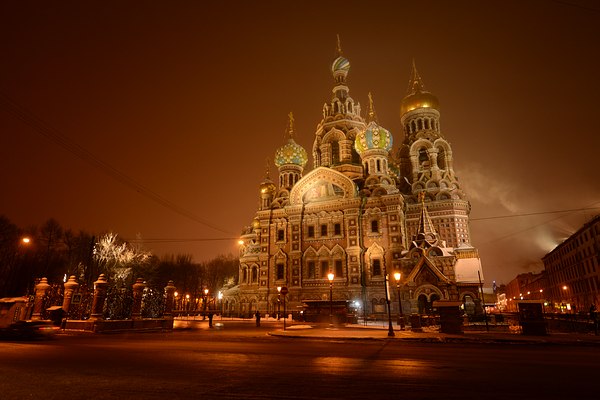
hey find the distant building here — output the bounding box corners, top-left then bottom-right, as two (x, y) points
(504, 272), (547, 312)
(542, 215), (600, 313)
(229, 43), (484, 319)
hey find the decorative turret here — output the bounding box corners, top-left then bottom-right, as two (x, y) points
(275, 112), (308, 191)
(412, 192), (440, 248)
(313, 35), (366, 180)
(354, 93), (397, 195)
(400, 60), (441, 144)
(259, 160), (276, 210)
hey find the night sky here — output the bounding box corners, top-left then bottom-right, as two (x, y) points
(1, 1), (599, 285)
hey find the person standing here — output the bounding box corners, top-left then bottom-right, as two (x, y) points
(255, 310), (261, 327)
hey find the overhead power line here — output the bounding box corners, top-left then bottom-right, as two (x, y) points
(470, 206), (600, 222)
(0, 91), (235, 236)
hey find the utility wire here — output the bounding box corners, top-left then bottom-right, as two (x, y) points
(0, 91), (235, 236)
(470, 206), (600, 222)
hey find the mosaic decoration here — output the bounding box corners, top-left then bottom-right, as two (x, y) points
(354, 120), (393, 154)
(274, 138), (308, 167)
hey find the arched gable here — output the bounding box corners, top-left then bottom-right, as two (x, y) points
(289, 167), (357, 205)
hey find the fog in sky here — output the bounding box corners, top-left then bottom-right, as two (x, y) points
(1, 1), (599, 285)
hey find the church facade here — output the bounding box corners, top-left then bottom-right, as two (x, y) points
(230, 46), (484, 319)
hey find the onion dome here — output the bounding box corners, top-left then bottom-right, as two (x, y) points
(331, 35), (350, 79)
(355, 93), (393, 155)
(259, 159), (276, 194)
(274, 112), (308, 168)
(275, 138), (308, 167)
(400, 60), (439, 115)
(259, 177), (276, 194)
(252, 217), (261, 229)
(332, 55), (350, 74)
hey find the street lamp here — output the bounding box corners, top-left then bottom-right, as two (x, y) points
(277, 286), (282, 320)
(394, 272), (405, 330)
(203, 288), (209, 320)
(384, 272), (395, 337)
(218, 291), (223, 319)
(328, 273), (334, 327)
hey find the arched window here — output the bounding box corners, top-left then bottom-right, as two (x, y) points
(372, 259), (382, 276)
(371, 220), (379, 233)
(419, 148), (429, 166)
(251, 267), (258, 283)
(437, 147), (446, 170)
(331, 141), (340, 165)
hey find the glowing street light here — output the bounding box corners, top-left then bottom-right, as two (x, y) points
(203, 289), (209, 320)
(328, 273), (334, 327)
(277, 286), (282, 320)
(394, 272), (404, 330)
(22, 237), (31, 244)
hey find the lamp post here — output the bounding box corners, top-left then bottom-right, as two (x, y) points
(203, 288), (209, 319)
(384, 272), (395, 337)
(328, 273), (334, 327)
(218, 291), (223, 320)
(280, 286), (289, 330)
(394, 272), (404, 330)
(277, 286), (282, 320)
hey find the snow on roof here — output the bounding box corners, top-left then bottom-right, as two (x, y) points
(455, 257), (484, 283)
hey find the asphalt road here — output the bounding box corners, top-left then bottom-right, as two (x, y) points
(0, 321), (597, 399)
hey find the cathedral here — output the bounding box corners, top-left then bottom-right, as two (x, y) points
(229, 44), (484, 320)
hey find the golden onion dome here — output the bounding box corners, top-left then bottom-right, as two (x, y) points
(400, 90), (440, 115)
(400, 61), (439, 116)
(259, 178), (276, 194)
(252, 217), (261, 229)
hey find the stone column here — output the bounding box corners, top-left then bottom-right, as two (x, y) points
(62, 275), (79, 316)
(31, 277), (50, 320)
(131, 278), (146, 320)
(164, 281), (176, 317)
(90, 274), (108, 321)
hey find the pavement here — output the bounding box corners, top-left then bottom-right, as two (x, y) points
(267, 324), (600, 345)
(174, 317), (600, 346)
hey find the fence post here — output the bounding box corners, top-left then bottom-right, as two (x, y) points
(31, 277), (50, 320)
(62, 275), (79, 316)
(131, 278), (146, 320)
(164, 281), (176, 317)
(90, 274), (108, 321)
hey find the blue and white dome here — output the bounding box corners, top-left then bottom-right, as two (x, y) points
(354, 121), (393, 155)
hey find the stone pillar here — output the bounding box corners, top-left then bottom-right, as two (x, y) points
(90, 274), (108, 321)
(131, 278), (146, 320)
(31, 277), (50, 320)
(62, 275), (79, 316)
(164, 281), (176, 317)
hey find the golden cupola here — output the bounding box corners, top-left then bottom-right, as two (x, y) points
(400, 60), (440, 116)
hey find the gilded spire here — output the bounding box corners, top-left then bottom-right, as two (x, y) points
(367, 92), (378, 123)
(265, 158), (271, 179)
(287, 112), (295, 139)
(407, 59), (426, 95)
(336, 34), (343, 56)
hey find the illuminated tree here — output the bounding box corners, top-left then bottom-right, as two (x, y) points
(93, 232), (151, 285)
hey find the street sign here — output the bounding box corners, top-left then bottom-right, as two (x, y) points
(280, 286), (289, 296)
